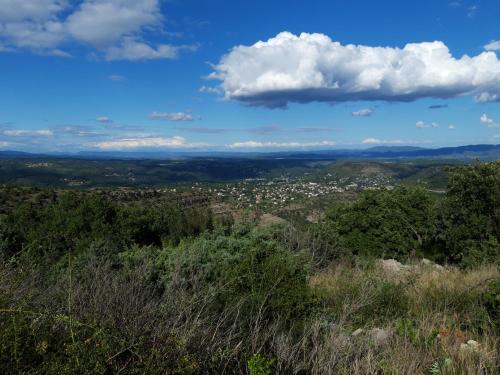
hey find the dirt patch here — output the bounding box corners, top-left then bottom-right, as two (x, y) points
(258, 213), (288, 228)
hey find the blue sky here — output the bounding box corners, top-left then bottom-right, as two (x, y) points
(0, 0), (499, 152)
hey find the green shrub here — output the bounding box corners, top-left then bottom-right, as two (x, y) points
(0, 191), (214, 262)
(156, 228), (314, 325)
(481, 278), (500, 332)
(322, 186), (437, 260)
(436, 161), (500, 267)
(247, 354), (274, 375)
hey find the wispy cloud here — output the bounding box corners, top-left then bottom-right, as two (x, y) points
(226, 140), (336, 149)
(480, 113), (500, 128)
(362, 138), (405, 145)
(105, 40), (197, 61)
(109, 74), (126, 81)
(296, 127), (335, 133)
(94, 136), (209, 150)
(96, 116), (112, 123)
(53, 125), (104, 137)
(102, 123), (144, 131)
(428, 104), (448, 109)
(484, 40), (500, 51)
(351, 108), (373, 117)
(467, 5), (478, 17)
(199, 85), (221, 94)
(174, 127), (229, 134)
(416, 121), (439, 129)
(150, 111), (195, 122)
(246, 125), (281, 134)
(2, 129), (53, 137)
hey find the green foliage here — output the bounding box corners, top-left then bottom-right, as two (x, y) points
(429, 357), (454, 375)
(317, 267), (410, 326)
(0, 162), (499, 373)
(306, 221), (345, 264)
(394, 317), (418, 345)
(481, 279), (500, 332)
(247, 354), (274, 375)
(155, 227), (314, 324)
(323, 185), (436, 260)
(435, 161), (500, 266)
(0, 191), (214, 262)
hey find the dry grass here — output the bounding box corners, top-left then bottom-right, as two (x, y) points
(1, 257), (497, 374)
(302, 262), (499, 374)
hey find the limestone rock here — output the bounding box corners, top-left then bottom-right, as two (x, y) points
(352, 328), (364, 336)
(378, 259), (410, 273)
(368, 328), (393, 347)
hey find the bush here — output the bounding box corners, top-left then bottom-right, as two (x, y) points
(155, 228), (314, 326)
(435, 161), (500, 267)
(0, 191), (214, 262)
(248, 354), (274, 375)
(481, 278), (500, 333)
(322, 186), (436, 260)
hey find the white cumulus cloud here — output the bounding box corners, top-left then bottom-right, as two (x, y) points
(65, 0), (161, 47)
(210, 32), (500, 108)
(0, 0), (195, 60)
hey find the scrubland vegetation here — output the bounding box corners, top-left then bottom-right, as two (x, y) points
(0, 161), (498, 374)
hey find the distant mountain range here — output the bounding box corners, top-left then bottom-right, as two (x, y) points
(0, 144), (499, 160)
(271, 144), (500, 160)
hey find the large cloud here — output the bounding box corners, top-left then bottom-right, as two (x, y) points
(0, 0), (66, 22)
(65, 0), (160, 47)
(210, 32), (500, 108)
(0, 0), (193, 60)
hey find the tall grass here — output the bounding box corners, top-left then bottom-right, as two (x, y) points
(1, 254), (497, 374)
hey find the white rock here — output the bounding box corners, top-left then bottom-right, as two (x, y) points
(378, 259), (410, 273)
(335, 333), (351, 348)
(421, 258), (446, 270)
(352, 328), (364, 336)
(434, 263), (445, 271)
(368, 328), (393, 346)
(467, 339), (479, 349)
